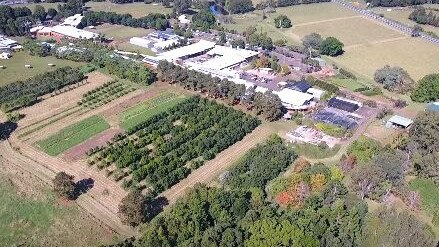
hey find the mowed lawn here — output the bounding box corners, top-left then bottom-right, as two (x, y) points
(36, 115), (109, 156)
(120, 92), (187, 130)
(0, 52), (84, 87)
(329, 37), (439, 80)
(85, 2), (172, 18)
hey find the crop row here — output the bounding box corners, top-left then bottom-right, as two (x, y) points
(78, 81), (135, 109)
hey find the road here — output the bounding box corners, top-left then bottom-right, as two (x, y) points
(332, 0), (439, 46)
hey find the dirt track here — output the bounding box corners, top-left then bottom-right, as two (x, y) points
(0, 137), (135, 237)
(159, 124), (272, 205)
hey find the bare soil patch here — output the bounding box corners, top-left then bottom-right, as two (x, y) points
(63, 128), (124, 161)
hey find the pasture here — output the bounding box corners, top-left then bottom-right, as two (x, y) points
(36, 115), (110, 156)
(120, 92), (187, 130)
(0, 52), (84, 87)
(84, 2), (172, 18)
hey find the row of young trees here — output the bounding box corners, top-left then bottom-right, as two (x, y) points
(92, 96), (260, 193)
(409, 6), (439, 27)
(0, 66), (85, 112)
(157, 60), (284, 121)
(80, 11), (169, 31)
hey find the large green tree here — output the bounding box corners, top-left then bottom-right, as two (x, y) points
(411, 73), (439, 102)
(53, 171), (76, 200)
(319, 37), (344, 56)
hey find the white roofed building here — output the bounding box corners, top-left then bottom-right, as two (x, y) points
(386, 115), (413, 129)
(157, 40), (216, 61)
(274, 88), (315, 110)
(201, 45), (259, 70)
(61, 14), (84, 27)
(51, 25), (98, 41)
(307, 88), (325, 100)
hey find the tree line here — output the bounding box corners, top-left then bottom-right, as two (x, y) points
(409, 6), (439, 27)
(80, 11), (169, 31)
(0, 66), (85, 112)
(157, 60), (284, 121)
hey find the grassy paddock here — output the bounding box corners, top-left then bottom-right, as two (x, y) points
(85, 2), (172, 18)
(0, 52), (84, 87)
(0, 174), (117, 246)
(120, 92), (187, 130)
(36, 115), (109, 156)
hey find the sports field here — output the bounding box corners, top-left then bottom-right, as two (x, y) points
(329, 37), (439, 80)
(85, 2), (172, 18)
(0, 52), (84, 87)
(120, 92), (186, 130)
(225, 2), (439, 80)
(36, 115), (110, 156)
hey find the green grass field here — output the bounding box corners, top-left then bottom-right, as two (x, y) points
(85, 2), (172, 18)
(0, 52), (84, 87)
(0, 174), (117, 246)
(409, 178), (439, 216)
(88, 23), (151, 40)
(36, 115), (109, 156)
(120, 92), (186, 130)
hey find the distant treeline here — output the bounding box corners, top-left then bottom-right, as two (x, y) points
(409, 6), (439, 27)
(80, 11), (169, 30)
(365, 0), (439, 7)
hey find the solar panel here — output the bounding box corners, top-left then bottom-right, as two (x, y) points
(313, 109), (358, 129)
(328, 98), (359, 113)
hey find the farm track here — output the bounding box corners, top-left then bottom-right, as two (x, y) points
(0, 136), (135, 237)
(159, 124), (272, 206)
